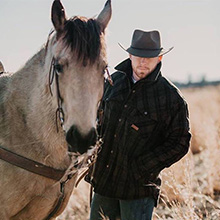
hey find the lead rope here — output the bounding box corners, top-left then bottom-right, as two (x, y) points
(73, 137), (103, 206)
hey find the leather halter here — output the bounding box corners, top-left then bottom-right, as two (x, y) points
(0, 145), (76, 220)
(0, 146), (65, 181)
(49, 57), (65, 132)
(0, 55), (68, 181)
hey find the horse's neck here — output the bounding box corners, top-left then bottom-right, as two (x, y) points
(0, 48), (70, 169)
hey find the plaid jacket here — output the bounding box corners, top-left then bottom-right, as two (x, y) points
(87, 59), (191, 203)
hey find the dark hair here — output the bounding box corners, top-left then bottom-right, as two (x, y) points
(63, 16), (102, 66)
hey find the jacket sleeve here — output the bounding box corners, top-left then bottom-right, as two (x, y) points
(131, 98), (191, 181)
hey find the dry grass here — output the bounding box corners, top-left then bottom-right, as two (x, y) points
(57, 85), (220, 220)
(154, 85), (220, 220)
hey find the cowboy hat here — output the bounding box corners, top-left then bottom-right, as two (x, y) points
(120, 29), (173, 58)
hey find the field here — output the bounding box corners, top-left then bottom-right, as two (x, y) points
(57, 85), (220, 220)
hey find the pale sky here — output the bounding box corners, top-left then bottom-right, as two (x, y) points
(0, 0), (219, 82)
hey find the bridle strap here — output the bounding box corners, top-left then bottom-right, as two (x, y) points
(0, 146), (65, 181)
(44, 173), (75, 220)
(49, 57), (65, 132)
(0, 145), (73, 220)
(55, 67), (65, 130)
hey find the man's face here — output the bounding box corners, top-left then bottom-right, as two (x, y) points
(130, 54), (162, 81)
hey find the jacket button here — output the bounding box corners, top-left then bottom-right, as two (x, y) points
(114, 134), (117, 138)
(111, 150), (113, 154)
(132, 90), (136, 93)
(119, 118), (122, 122)
(124, 104), (127, 108)
(144, 111), (148, 115)
(106, 165), (109, 168)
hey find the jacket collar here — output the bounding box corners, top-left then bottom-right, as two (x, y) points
(115, 58), (162, 82)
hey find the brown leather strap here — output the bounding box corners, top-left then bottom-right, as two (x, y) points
(89, 184), (94, 207)
(44, 181), (66, 220)
(0, 146), (66, 181)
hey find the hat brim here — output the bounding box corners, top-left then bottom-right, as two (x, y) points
(119, 43), (174, 58)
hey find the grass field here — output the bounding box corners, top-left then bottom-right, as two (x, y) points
(58, 85), (220, 220)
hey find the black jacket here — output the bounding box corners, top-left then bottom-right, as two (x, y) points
(88, 59), (191, 204)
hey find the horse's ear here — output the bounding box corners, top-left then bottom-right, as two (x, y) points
(0, 61), (5, 74)
(51, 0), (67, 37)
(96, 0), (112, 33)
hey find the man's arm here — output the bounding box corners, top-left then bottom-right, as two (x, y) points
(131, 99), (191, 181)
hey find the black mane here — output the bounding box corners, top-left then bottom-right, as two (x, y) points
(63, 16), (102, 66)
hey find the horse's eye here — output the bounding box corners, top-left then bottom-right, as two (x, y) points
(54, 64), (63, 74)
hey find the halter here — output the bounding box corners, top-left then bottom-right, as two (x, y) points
(48, 57), (65, 132)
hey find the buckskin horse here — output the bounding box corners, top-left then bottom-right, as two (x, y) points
(0, 0), (111, 219)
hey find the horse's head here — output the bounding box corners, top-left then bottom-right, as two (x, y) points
(47, 0), (112, 154)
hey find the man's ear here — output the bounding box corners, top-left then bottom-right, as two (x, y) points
(158, 55), (163, 62)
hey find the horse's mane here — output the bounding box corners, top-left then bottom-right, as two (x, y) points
(63, 16), (102, 66)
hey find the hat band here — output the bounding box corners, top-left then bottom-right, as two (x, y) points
(126, 47), (163, 58)
(130, 46), (163, 51)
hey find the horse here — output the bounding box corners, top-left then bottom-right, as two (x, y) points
(0, 0), (111, 219)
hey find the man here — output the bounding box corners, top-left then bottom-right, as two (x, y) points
(86, 29), (191, 220)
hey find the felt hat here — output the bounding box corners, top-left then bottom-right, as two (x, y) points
(120, 29), (173, 58)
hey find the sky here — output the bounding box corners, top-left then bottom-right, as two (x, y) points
(0, 0), (219, 83)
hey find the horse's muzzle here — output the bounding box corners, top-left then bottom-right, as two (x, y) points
(66, 126), (97, 154)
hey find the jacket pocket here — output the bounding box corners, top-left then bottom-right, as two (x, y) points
(126, 106), (158, 141)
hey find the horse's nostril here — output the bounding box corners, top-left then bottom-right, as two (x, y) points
(66, 126), (97, 154)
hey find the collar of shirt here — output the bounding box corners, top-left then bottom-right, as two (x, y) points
(132, 73), (137, 83)
(115, 58), (162, 83)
